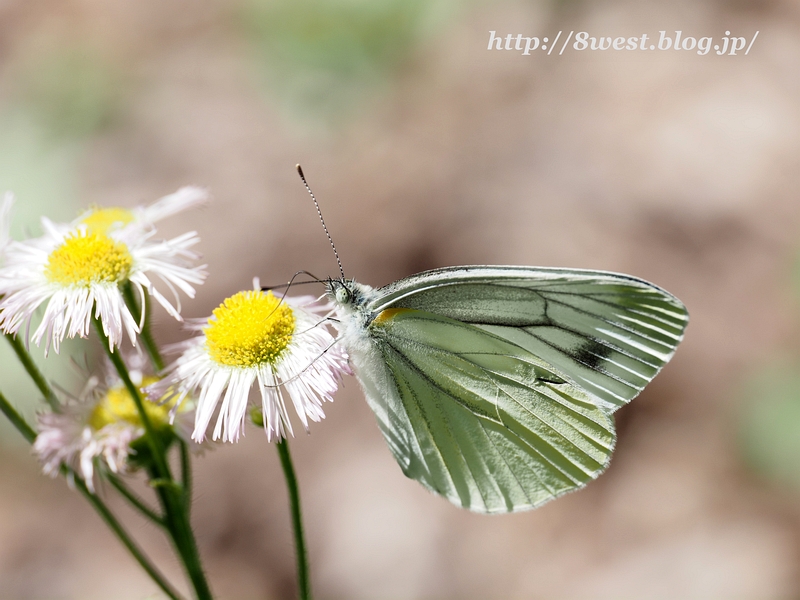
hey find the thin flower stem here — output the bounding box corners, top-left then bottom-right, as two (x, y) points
(148, 466), (214, 600)
(93, 319), (212, 599)
(107, 474), (165, 527)
(180, 440), (192, 514)
(276, 439), (311, 600)
(0, 390), (183, 600)
(73, 475), (186, 600)
(93, 318), (171, 481)
(169, 499), (211, 600)
(122, 282), (165, 372)
(4, 333), (60, 411)
(0, 390), (35, 443)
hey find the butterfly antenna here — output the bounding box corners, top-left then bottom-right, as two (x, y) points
(296, 164), (345, 280)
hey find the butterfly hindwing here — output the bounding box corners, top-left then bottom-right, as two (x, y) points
(365, 308), (616, 513)
(371, 266), (689, 412)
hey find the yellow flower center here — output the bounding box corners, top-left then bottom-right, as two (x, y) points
(88, 377), (170, 431)
(80, 207), (135, 235)
(205, 290), (296, 368)
(45, 231), (133, 286)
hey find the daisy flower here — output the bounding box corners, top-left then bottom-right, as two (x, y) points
(0, 187), (207, 353)
(150, 283), (350, 443)
(33, 359), (191, 492)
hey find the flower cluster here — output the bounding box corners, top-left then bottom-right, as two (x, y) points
(0, 188), (208, 486)
(0, 173), (363, 600)
(0, 186), (351, 495)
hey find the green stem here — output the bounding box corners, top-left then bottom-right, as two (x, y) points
(169, 498), (211, 600)
(122, 282), (164, 371)
(0, 390), (182, 599)
(74, 476), (185, 600)
(93, 318), (171, 480)
(180, 440), (192, 514)
(0, 390), (35, 443)
(276, 439), (311, 600)
(94, 318), (212, 599)
(4, 333), (60, 411)
(149, 466), (213, 600)
(107, 474), (165, 526)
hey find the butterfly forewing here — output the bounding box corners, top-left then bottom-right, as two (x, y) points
(371, 266), (689, 412)
(367, 308), (616, 513)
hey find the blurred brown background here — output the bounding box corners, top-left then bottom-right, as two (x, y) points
(1, 0), (800, 597)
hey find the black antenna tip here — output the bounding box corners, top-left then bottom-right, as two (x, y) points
(294, 164), (346, 280)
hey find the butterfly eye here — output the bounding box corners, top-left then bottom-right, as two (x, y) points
(335, 286), (351, 305)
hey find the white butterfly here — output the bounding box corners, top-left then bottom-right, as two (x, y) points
(297, 166), (689, 514)
(327, 266), (688, 513)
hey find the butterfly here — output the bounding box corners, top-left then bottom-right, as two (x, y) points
(296, 166), (689, 514)
(327, 266), (688, 513)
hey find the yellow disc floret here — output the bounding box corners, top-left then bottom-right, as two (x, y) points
(205, 290), (296, 368)
(45, 231), (133, 286)
(80, 207), (135, 235)
(88, 377), (170, 431)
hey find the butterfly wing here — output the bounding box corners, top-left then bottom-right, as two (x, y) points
(356, 307), (615, 513)
(370, 266), (689, 412)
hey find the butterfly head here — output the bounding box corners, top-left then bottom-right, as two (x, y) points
(326, 278), (375, 312)
(327, 278), (356, 305)
(329, 279), (352, 305)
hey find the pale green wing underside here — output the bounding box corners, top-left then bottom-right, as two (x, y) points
(372, 266), (689, 412)
(367, 309), (615, 513)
